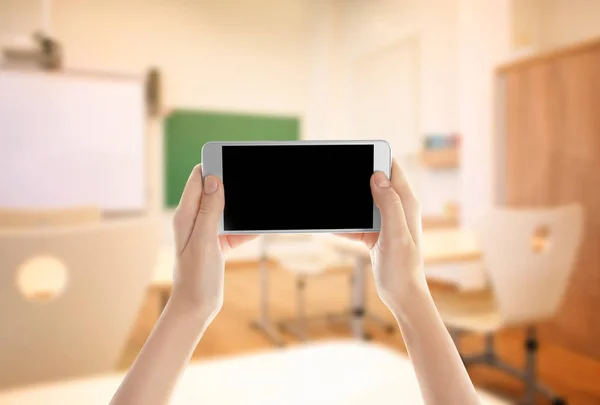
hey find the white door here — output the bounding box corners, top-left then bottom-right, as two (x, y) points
(352, 38), (420, 156)
(352, 38), (420, 193)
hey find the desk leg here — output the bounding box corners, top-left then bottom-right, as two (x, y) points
(250, 256), (285, 346)
(351, 257), (367, 339)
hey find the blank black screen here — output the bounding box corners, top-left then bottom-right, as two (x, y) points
(222, 145), (374, 231)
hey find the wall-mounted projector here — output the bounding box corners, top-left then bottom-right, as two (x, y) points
(2, 32), (62, 70)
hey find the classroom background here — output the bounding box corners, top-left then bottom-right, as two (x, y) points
(1, 0), (599, 404)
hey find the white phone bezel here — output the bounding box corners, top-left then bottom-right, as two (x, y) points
(201, 140), (392, 234)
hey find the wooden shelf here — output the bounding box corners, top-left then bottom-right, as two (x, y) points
(420, 148), (459, 169)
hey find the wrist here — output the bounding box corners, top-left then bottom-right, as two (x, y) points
(165, 292), (216, 330)
(384, 275), (433, 320)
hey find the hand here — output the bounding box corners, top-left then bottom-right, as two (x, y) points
(338, 161), (480, 405)
(171, 164), (257, 322)
(338, 159), (425, 310)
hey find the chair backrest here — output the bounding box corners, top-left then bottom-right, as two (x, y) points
(0, 217), (160, 389)
(0, 206), (102, 228)
(477, 205), (583, 325)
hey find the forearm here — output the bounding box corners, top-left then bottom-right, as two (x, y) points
(389, 279), (479, 405)
(110, 295), (210, 405)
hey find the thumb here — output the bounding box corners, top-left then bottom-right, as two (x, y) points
(192, 175), (224, 241)
(371, 172), (411, 244)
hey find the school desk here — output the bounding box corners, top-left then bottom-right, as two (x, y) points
(151, 230), (482, 341)
(322, 229), (481, 339)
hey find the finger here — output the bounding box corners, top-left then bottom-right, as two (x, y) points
(172, 164), (203, 251)
(371, 171), (412, 247)
(220, 234), (259, 254)
(333, 232), (378, 250)
(390, 159), (422, 243)
(333, 232), (366, 243)
(191, 175), (225, 242)
(178, 164), (203, 213)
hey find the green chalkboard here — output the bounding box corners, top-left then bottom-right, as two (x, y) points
(164, 110), (300, 207)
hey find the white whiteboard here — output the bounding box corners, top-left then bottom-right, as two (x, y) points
(0, 70), (145, 211)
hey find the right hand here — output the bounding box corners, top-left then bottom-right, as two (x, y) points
(338, 159), (426, 311)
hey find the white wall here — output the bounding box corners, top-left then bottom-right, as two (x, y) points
(0, 0), (312, 116)
(457, 0), (512, 227)
(511, 0), (543, 56)
(510, 0), (600, 57)
(0, 0), (41, 40)
(303, 0), (341, 141)
(539, 0), (600, 48)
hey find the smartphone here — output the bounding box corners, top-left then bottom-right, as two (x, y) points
(201, 140), (391, 234)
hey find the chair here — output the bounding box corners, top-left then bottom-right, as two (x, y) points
(0, 217), (161, 389)
(0, 206), (102, 228)
(433, 205), (583, 405)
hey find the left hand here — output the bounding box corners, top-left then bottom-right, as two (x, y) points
(170, 164), (257, 321)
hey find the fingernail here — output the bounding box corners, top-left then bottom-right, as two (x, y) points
(373, 172), (390, 188)
(204, 176), (219, 194)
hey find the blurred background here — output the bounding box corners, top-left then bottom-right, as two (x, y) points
(0, 0), (599, 404)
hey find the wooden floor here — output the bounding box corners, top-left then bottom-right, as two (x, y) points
(120, 263), (600, 405)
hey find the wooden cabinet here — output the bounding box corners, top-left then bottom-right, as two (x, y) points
(497, 39), (600, 359)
